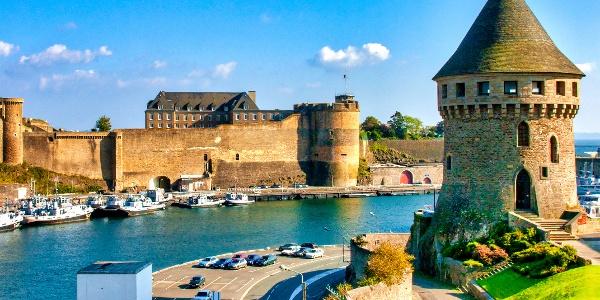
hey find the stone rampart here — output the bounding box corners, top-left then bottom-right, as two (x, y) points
(370, 163), (443, 186)
(376, 140), (444, 163)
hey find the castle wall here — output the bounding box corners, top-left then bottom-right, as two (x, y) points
(370, 164), (443, 186)
(2, 98), (24, 165)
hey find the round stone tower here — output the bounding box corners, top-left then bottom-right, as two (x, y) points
(1, 98), (24, 165)
(433, 0), (583, 234)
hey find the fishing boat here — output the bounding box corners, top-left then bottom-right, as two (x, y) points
(179, 195), (224, 208)
(90, 195), (123, 218)
(224, 193), (254, 206)
(21, 196), (93, 226)
(121, 195), (166, 216)
(577, 163), (600, 195)
(20, 195), (49, 216)
(86, 195), (106, 208)
(0, 212), (23, 232)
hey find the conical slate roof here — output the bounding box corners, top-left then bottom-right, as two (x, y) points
(434, 0), (583, 79)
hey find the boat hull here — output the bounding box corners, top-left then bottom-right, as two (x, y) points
(92, 206), (164, 218)
(21, 213), (91, 227)
(0, 222), (20, 232)
(224, 200), (255, 206)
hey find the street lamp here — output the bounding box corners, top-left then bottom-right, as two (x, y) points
(323, 226), (346, 263)
(280, 265), (306, 300)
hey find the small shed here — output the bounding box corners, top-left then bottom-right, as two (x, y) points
(77, 261), (152, 300)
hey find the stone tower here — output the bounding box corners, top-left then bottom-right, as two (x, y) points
(1, 98), (24, 165)
(296, 94), (360, 187)
(433, 0), (583, 234)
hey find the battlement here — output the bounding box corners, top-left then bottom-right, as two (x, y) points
(293, 100), (359, 113)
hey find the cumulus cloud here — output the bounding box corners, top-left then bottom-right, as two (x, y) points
(576, 62), (596, 73)
(20, 44), (112, 66)
(153, 60), (167, 69)
(0, 40), (17, 57)
(213, 61), (237, 79)
(313, 43), (390, 69)
(39, 69), (98, 90)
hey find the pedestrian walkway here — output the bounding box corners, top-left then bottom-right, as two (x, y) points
(562, 234), (600, 265)
(412, 272), (473, 300)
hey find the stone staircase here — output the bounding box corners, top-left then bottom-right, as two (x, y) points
(514, 210), (577, 241)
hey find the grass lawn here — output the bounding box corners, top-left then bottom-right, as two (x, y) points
(507, 266), (600, 300)
(477, 269), (541, 299)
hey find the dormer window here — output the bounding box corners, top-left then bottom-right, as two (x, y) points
(477, 81), (490, 96)
(224, 107), (229, 112)
(532, 81), (544, 95)
(456, 83), (466, 98)
(504, 81), (518, 95)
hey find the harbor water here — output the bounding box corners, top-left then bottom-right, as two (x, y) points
(0, 194), (433, 300)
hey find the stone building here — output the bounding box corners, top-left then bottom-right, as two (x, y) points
(1, 93), (360, 191)
(144, 91), (293, 129)
(434, 0), (583, 233)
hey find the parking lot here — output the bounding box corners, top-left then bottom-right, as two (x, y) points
(152, 245), (346, 300)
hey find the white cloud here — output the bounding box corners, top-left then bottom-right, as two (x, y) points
(153, 60), (167, 69)
(39, 69), (98, 90)
(0, 40), (17, 57)
(314, 43), (391, 69)
(213, 61), (237, 79)
(20, 44), (112, 66)
(576, 62), (596, 73)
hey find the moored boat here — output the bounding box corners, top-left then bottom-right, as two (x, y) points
(224, 193), (254, 206)
(86, 195), (106, 209)
(21, 196), (93, 226)
(121, 195), (166, 216)
(0, 212), (23, 232)
(179, 195), (224, 208)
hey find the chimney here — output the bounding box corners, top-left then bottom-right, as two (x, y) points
(247, 91), (256, 102)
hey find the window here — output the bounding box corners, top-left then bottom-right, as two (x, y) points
(550, 136), (559, 163)
(556, 81), (565, 96)
(262, 114), (266, 120)
(517, 122), (530, 147)
(477, 81), (490, 96)
(235, 153), (240, 161)
(166, 114), (171, 120)
(175, 106), (180, 111)
(224, 107), (229, 112)
(191, 115), (195, 121)
(175, 114), (180, 121)
(158, 123), (162, 128)
(446, 155), (452, 171)
(204, 154), (208, 161)
(167, 123), (171, 128)
(149, 123), (154, 128)
(157, 114), (162, 120)
(253, 114), (257, 120)
(541, 166), (549, 179)
(207, 115), (212, 121)
(572, 82), (578, 97)
(442, 84), (448, 99)
(148, 114), (153, 120)
(269, 113), (273, 120)
(456, 83), (466, 97)
(197, 115), (201, 121)
(504, 81), (518, 95)
(244, 114), (248, 120)
(183, 115), (187, 121)
(532, 81), (544, 95)
(235, 114), (240, 120)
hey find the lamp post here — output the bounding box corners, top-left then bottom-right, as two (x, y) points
(280, 265), (306, 300)
(323, 226), (346, 263)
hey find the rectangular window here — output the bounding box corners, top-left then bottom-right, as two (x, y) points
(148, 114), (153, 120)
(183, 115), (187, 121)
(556, 81), (566, 96)
(175, 114), (180, 121)
(157, 114), (162, 120)
(175, 124), (178, 128)
(244, 114), (248, 120)
(149, 123), (154, 128)
(253, 114), (257, 120)
(158, 123), (162, 128)
(532, 81), (544, 95)
(262, 114), (266, 120)
(442, 84), (448, 99)
(191, 115), (195, 121)
(207, 115), (212, 121)
(541, 166), (549, 179)
(166, 114), (171, 120)
(167, 123), (171, 128)
(504, 81), (518, 95)
(477, 81), (490, 96)
(456, 83), (466, 97)
(572, 82), (578, 97)
(235, 114), (240, 120)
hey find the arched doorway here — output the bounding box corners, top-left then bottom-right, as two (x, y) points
(400, 170), (413, 184)
(516, 170), (532, 210)
(149, 176), (171, 191)
(423, 177), (432, 184)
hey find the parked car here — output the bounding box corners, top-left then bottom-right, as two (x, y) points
(281, 245), (301, 256)
(232, 253), (248, 260)
(192, 290), (220, 300)
(211, 258), (233, 269)
(246, 254), (263, 266)
(196, 256), (218, 268)
(293, 247), (311, 257)
(300, 243), (319, 249)
(256, 254), (277, 266)
(304, 248), (325, 259)
(278, 243), (299, 251)
(188, 275), (206, 288)
(225, 258), (247, 270)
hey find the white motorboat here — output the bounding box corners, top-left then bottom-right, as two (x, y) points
(86, 195), (106, 208)
(21, 196), (93, 226)
(121, 195), (166, 216)
(20, 195), (48, 216)
(105, 195), (124, 209)
(180, 195), (225, 208)
(0, 212), (23, 232)
(224, 193), (254, 206)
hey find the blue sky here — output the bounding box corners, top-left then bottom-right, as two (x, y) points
(0, 0), (598, 132)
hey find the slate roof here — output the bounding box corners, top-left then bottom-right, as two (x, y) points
(434, 0), (584, 79)
(146, 91), (258, 111)
(77, 261), (151, 275)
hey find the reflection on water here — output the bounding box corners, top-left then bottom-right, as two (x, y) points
(0, 195), (433, 300)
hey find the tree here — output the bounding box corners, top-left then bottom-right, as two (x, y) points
(435, 121), (445, 137)
(388, 112), (407, 139)
(95, 115), (112, 131)
(388, 112), (424, 140)
(361, 241), (414, 286)
(361, 116), (385, 140)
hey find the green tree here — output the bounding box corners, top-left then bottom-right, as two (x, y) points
(95, 115), (112, 131)
(388, 112), (424, 140)
(361, 116), (385, 140)
(360, 241), (414, 286)
(435, 121), (445, 137)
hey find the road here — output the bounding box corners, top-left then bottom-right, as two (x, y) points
(152, 245), (347, 300)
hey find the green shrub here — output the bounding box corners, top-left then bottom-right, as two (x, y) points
(498, 227), (539, 254)
(463, 259), (484, 269)
(474, 244), (509, 266)
(511, 243), (589, 278)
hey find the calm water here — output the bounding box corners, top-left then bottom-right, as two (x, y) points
(0, 195), (433, 300)
(576, 139), (600, 155)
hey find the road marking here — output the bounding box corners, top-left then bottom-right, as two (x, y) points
(165, 276), (187, 290)
(235, 277), (254, 292)
(289, 268), (345, 300)
(218, 277), (238, 291)
(204, 276), (222, 289)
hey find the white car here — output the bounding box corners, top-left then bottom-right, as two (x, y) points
(196, 256), (218, 268)
(193, 290), (220, 300)
(281, 245), (301, 256)
(304, 248), (324, 259)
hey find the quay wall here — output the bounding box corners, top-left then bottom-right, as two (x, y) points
(370, 164), (443, 186)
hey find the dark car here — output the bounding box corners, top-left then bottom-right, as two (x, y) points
(293, 247), (310, 257)
(188, 275), (206, 288)
(278, 243), (299, 251)
(211, 258), (233, 269)
(300, 243), (318, 249)
(232, 253), (248, 260)
(246, 254), (263, 266)
(256, 254), (277, 266)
